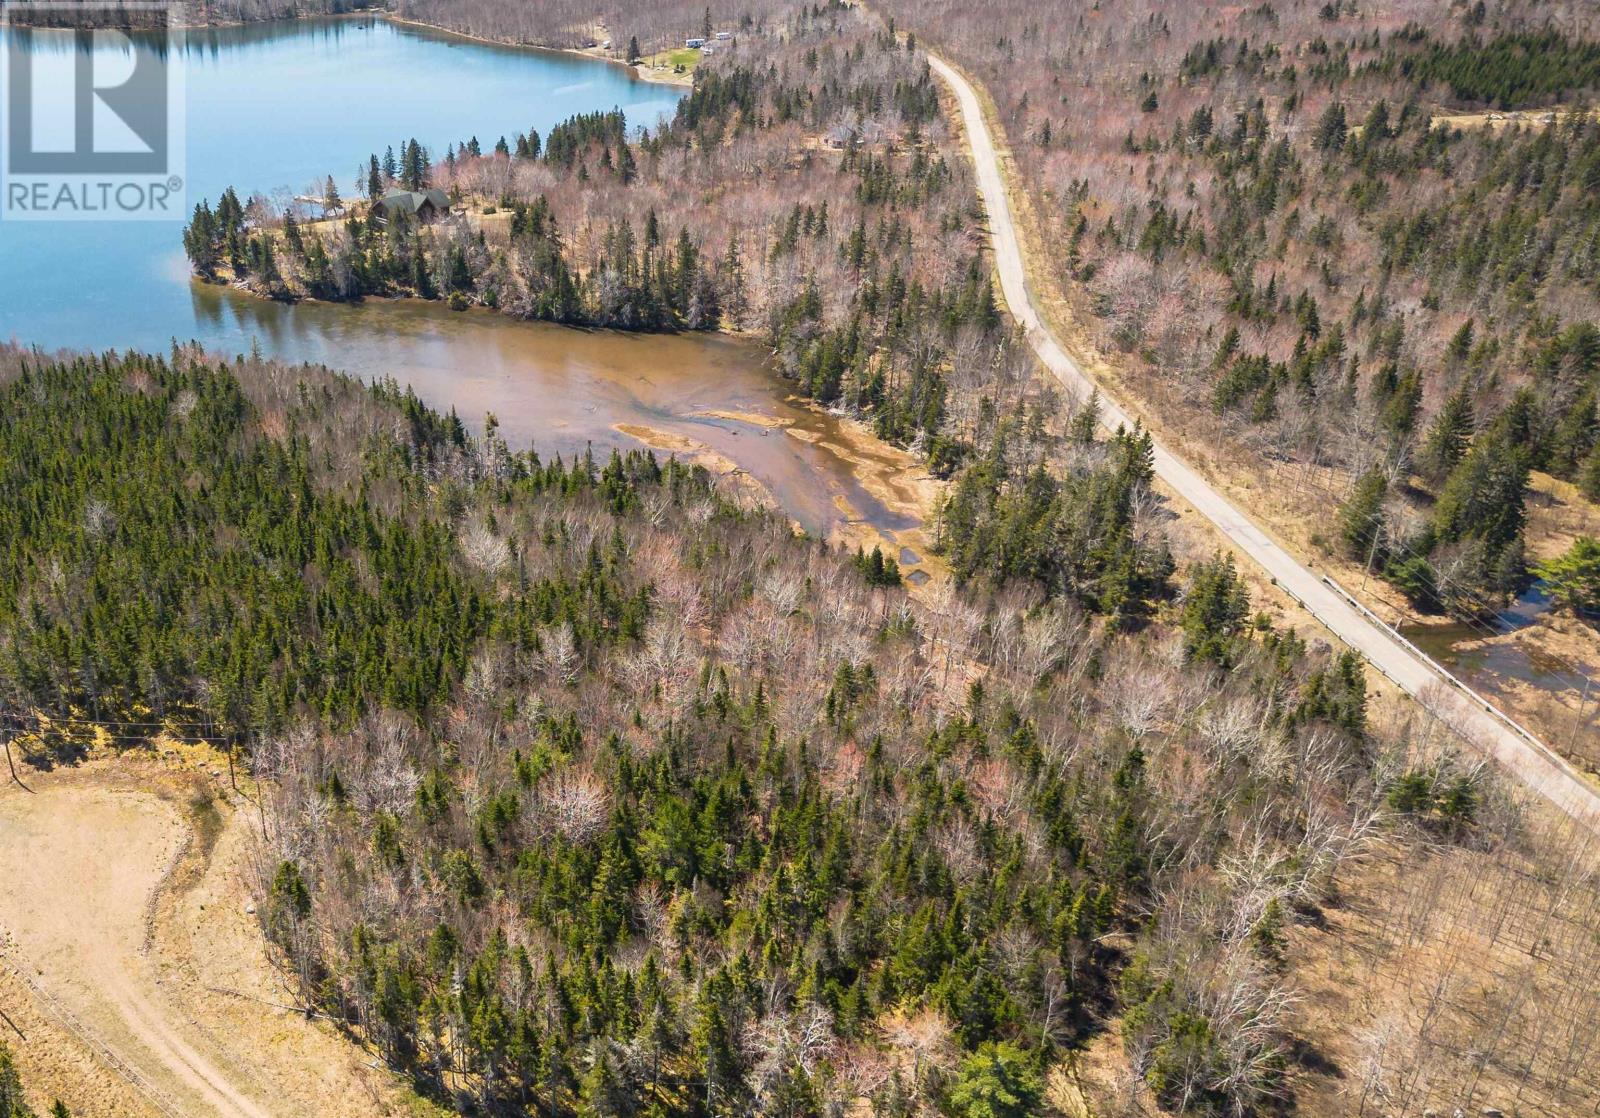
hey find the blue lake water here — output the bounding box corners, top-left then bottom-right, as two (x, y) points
(0, 18), (926, 544)
(0, 17), (682, 354)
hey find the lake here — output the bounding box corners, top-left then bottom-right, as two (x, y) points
(0, 17), (933, 551)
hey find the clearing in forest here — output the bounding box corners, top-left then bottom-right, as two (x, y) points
(0, 761), (432, 1118)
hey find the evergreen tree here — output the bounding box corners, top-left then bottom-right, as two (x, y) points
(1446, 319), (1475, 364)
(282, 211), (304, 256)
(0, 1042), (36, 1118)
(182, 200), (220, 277)
(446, 244), (474, 294)
(719, 235), (746, 323)
(945, 1042), (1042, 1118)
(1582, 445), (1600, 502)
(1381, 370), (1422, 440)
(401, 139), (428, 191)
(1339, 467), (1387, 564)
(410, 235), (436, 298)
(1418, 385), (1474, 485)
(674, 227), (697, 319)
(1431, 400), (1532, 608)
(1181, 553), (1251, 667)
(1314, 101), (1347, 150)
(1547, 389), (1597, 479)
(1534, 536), (1600, 615)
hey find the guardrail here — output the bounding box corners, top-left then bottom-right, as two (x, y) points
(1317, 574), (1584, 780)
(1261, 564), (1587, 791)
(1264, 574), (1414, 694)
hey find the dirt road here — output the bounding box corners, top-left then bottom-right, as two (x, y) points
(926, 52), (1600, 830)
(0, 763), (428, 1118)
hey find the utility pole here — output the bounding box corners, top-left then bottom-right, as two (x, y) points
(1570, 675), (1594, 758)
(1360, 509), (1382, 593)
(3, 716), (34, 793)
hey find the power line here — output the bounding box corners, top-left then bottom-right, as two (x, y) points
(6, 713), (232, 745)
(16, 716), (215, 730)
(1291, 466), (1597, 693)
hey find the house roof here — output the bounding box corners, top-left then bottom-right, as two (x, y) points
(375, 188), (449, 216)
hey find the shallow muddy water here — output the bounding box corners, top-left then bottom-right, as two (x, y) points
(1400, 583), (1573, 687)
(194, 286), (930, 541)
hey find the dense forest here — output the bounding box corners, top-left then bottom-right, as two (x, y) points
(0, 345), (1469, 1117)
(6, 4), (1600, 1116)
(178, 0), (1188, 624)
(185, 3), (1046, 481)
(879, 0), (1600, 619)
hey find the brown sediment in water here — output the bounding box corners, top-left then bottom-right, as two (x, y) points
(1401, 602), (1600, 775)
(194, 284), (948, 578)
(641, 399), (949, 591)
(615, 423), (782, 516)
(694, 409), (793, 429)
(783, 405), (949, 590)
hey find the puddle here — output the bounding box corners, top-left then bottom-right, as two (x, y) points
(1400, 580), (1596, 700)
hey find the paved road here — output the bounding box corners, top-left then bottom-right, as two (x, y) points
(927, 53), (1600, 831)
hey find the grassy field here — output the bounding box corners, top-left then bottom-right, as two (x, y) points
(645, 46), (702, 73)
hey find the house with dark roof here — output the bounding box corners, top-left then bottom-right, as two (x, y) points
(371, 188), (450, 226)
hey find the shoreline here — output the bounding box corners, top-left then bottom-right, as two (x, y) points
(192, 275), (943, 564)
(371, 12), (694, 88)
(173, 10), (940, 568)
(193, 273), (735, 338)
(13, 7), (697, 89)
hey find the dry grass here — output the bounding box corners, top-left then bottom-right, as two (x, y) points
(1046, 792), (1600, 1118)
(0, 754), (438, 1118)
(1526, 471), (1600, 563)
(1431, 107), (1600, 132)
(1287, 810), (1600, 1118)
